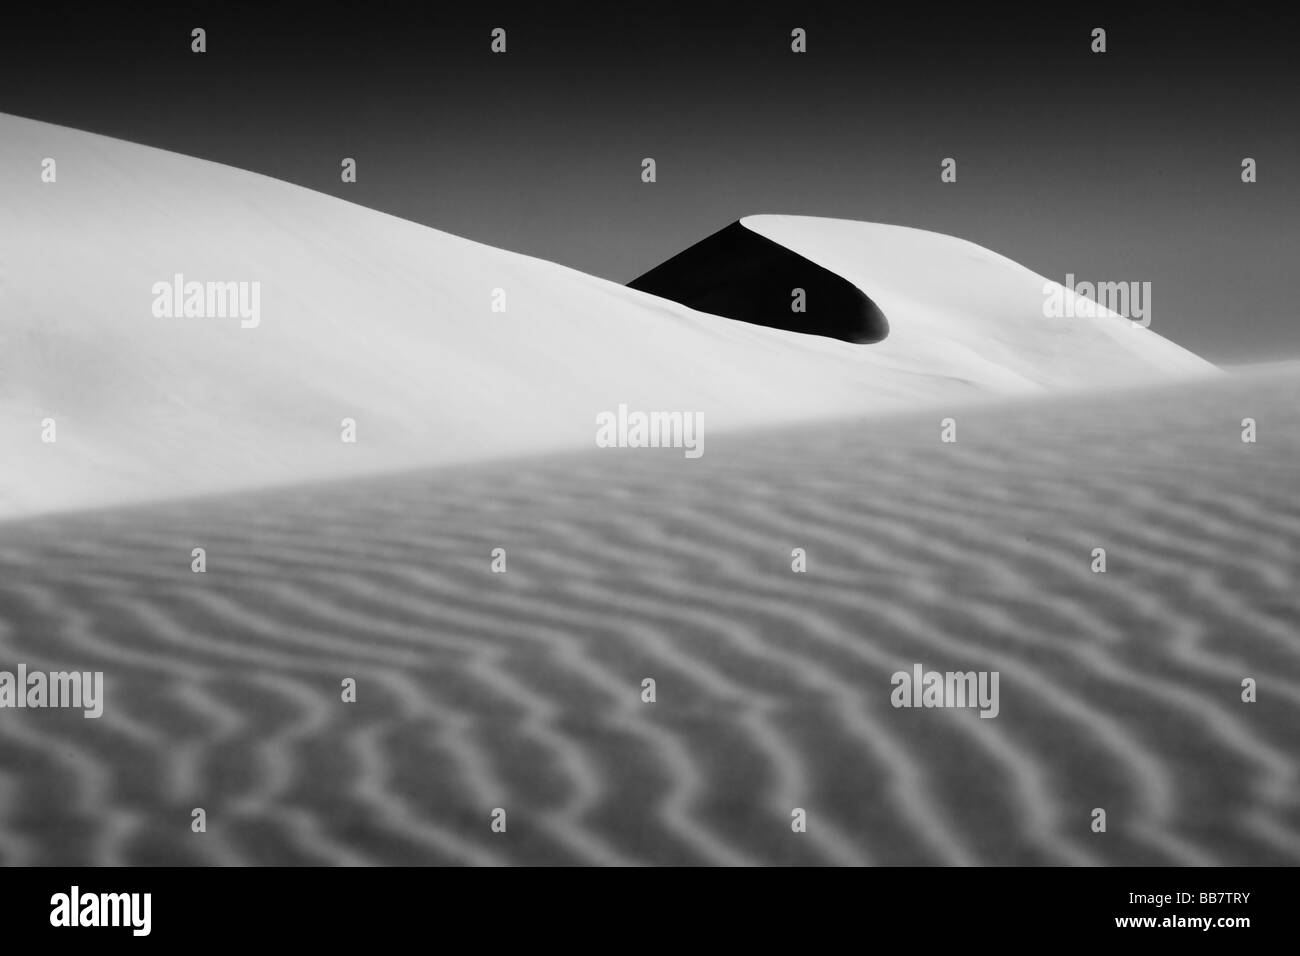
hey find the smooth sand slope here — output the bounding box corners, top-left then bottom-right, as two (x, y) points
(0, 364), (1295, 866)
(2, 112), (1215, 520)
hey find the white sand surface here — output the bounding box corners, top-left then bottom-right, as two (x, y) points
(2, 114), (1215, 520)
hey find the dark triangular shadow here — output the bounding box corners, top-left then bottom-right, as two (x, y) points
(628, 221), (888, 344)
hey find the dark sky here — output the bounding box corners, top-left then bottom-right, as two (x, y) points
(3, 1), (1296, 363)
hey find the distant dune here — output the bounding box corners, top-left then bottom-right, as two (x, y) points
(2, 113), (1215, 520)
(0, 363), (1295, 865)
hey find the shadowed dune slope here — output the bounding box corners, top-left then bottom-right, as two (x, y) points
(628, 221), (890, 344)
(0, 364), (1295, 866)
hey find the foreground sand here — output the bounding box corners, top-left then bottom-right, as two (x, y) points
(0, 364), (1297, 865)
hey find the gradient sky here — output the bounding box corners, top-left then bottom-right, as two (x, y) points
(3, 1), (1296, 362)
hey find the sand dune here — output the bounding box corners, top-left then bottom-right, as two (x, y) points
(1, 113), (1215, 520)
(0, 363), (1295, 866)
(2, 112), (1286, 868)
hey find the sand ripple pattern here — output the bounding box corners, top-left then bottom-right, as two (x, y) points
(0, 368), (1298, 865)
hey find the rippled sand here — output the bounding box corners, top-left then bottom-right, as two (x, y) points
(1, 364), (1297, 865)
